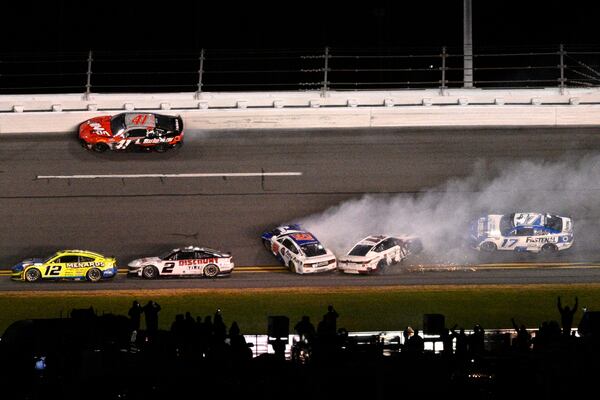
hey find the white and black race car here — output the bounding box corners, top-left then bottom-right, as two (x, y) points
(337, 235), (422, 274)
(127, 246), (234, 279)
(261, 224), (337, 274)
(470, 212), (574, 254)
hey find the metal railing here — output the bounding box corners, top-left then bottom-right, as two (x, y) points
(1, 45), (599, 95)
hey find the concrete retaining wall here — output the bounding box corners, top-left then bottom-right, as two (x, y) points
(1, 88), (600, 133)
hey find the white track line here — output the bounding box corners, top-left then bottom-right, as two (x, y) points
(37, 172), (303, 179)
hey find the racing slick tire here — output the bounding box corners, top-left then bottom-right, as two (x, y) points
(86, 268), (103, 282)
(263, 239), (272, 252)
(480, 242), (497, 252)
(376, 259), (388, 274)
(142, 265), (159, 279)
(541, 244), (558, 255)
(289, 261), (297, 274)
(154, 144), (168, 153)
(92, 142), (109, 153)
(24, 268), (41, 282)
(204, 264), (220, 278)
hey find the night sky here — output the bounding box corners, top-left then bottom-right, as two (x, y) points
(1, 1), (599, 53)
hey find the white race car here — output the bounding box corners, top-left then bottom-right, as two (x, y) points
(127, 246), (234, 279)
(338, 235), (422, 274)
(470, 212), (573, 254)
(261, 224), (337, 274)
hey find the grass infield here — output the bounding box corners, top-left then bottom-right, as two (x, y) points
(1, 284), (599, 335)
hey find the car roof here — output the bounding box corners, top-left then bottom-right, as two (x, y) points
(56, 250), (106, 258)
(174, 246), (223, 254)
(123, 113), (157, 128)
(355, 235), (389, 246)
(283, 232), (321, 246)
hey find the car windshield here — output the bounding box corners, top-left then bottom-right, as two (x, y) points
(300, 243), (327, 257)
(110, 114), (126, 136)
(155, 115), (177, 131)
(348, 244), (373, 256)
(43, 253), (59, 263)
(159, 250), (175, 260)
(500, 214), (515, 234)
(544, 215), (563, 232)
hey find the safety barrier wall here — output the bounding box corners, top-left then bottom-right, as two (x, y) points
(1, 88), (600, 133)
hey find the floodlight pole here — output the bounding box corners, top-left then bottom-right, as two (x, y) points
(463, 0), (473, 88)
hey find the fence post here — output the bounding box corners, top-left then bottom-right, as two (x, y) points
(195, 48), (205, 99)
(85, 50), (93, 99)
(321, 46), (330, 98)
(440, 46), (447, 95)
(559, 43), (565, 94)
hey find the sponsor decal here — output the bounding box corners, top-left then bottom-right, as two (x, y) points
(525, 236), (558, 244)
(290, 233), (315, 241)
(66, 261), (105, 268)
(89, 122), (110, 136)
(178, 258), (220, 266)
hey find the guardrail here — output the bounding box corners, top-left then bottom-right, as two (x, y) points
(1, 45), (600, 95)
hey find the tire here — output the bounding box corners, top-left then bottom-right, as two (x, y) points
(24, 268), (41, 282)
(289, 261), (297, 274)
(204, 264), (220, 278)
(142, 265), (159, 279)
(376, 259), (388, 274)
(480, 242), (497, 252)
(541, 244), (558, 255)
(86, 268), (103, 282)
(263, 239), (272, 252)
(93, 142), (109, 153)
(154, 143), (168, 153)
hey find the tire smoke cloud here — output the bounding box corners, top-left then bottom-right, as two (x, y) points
(299, 154), (600, 264)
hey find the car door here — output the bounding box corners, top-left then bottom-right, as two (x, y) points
(174, 250), (198, 275)
(281, 238), (300, 266)
(160, 251), (179, 276)
(48, 255), (78, 278)
(116, 128), (146, 149)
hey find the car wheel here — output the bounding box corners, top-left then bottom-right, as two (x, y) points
(480, 242), (497, 252)
(86, 268), (103, 282)
(154, 143), (168, 153)
(204, 264), (220, 278)
(93, 142), (109, 153)
(541, 244), (558, 255)
(289, 261), (297, 274)
(142, 265), (159, 279)
(263, 239), (272, 252)
(24, 268), (41, 282)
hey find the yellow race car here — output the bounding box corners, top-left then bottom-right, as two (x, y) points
(11, 250), (118, 282)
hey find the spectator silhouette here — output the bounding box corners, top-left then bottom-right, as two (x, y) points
(127, 300), (142, 332)
(143, 300), (161, 336)
(294, 315), (316, 343)
(470, 324), (485, 355)
(455, 327), (468, 359)
(511, 318), (531, 352)
(557, 296), (578, 337)
(322, 305), (339, 336)
(406, 328), (424, 353)
(229, 321), (252, 362)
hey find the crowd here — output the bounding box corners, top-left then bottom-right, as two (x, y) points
(0, 296), (598, 399)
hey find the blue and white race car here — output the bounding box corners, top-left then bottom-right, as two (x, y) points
(261, 224), (337, 274)
(470, 212), (573, 254)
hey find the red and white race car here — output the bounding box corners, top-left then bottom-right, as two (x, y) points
(127, 246), (234, 279)
(79, 112), (184, 152)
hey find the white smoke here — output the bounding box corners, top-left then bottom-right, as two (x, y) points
(299, 154), (600, 264)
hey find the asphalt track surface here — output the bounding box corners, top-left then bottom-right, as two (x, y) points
(2, 126), (600, 291)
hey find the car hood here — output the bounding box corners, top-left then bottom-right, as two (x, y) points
(128, 257), (161, 267)
(81, 116), (113, 137)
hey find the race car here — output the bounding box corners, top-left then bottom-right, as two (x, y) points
(79, 112), (184, 152)
(261, 224), (337, 274)
(338, 235), (423, 274)
(127, 246), (234, 279)
(11, 250), (117, 282)
(470, 212), (574, 254)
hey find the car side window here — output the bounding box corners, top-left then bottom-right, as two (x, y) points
(515, 228), (534, 236)
(125, 128), (146, 138)
(165, 252), (178, 261)
(197, 251), (213, 259)
(79, 256), (94, 262)
(282, 239), (299, 254)
(57, 255), (79, 263)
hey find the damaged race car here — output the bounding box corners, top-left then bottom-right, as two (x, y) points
(79, 112), (184, 152)
(261, 224), (337, 274)
(338, 235), (423, 274)
(470, 212), (574, 254)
